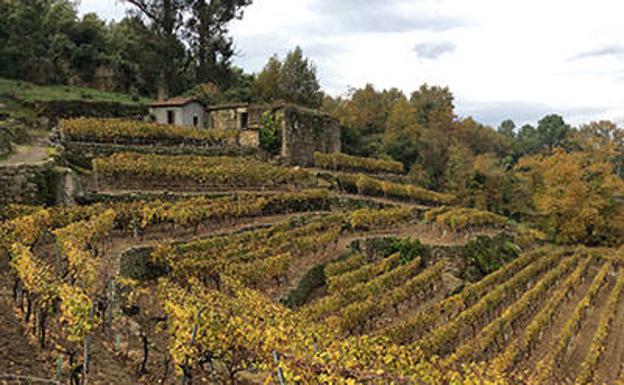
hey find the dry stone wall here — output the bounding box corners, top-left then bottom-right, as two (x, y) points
(0, 129), (11, 158)
(0, 159), (55, 205)
(278, 105), (341, 167)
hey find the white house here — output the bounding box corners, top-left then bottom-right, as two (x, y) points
(149, 98), (206, 128)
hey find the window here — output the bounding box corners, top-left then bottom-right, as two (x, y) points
(193, 115), (199, 127)
(241, 112), (249, 130)
(167, 110), (175, 125)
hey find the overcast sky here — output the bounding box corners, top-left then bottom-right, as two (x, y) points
(79, 0), (624, 127)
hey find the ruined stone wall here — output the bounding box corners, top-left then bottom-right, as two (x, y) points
(239, 130), (260, 148)
(210, 108), (243, 131)
(278, 105), (341, 167)
(0, 128), (11, 158)
(209, 105), (265, 131)
(0, 159), (56, 205)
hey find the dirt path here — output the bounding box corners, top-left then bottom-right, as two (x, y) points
(85, 336), (136, 385)
(106, 212), (323, 257)
(0, 145), (48, 165)
(511, 262), (599, 378)
(556, 274), (615, 383)
(269, 224), (503, 302)
(92, 188), (425, 210)
(593, 274), (624, 384)
(0, 131), (50, 166)
(0, 282), (52, 382)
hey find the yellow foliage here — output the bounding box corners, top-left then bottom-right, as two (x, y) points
(516, 148), (624, 245)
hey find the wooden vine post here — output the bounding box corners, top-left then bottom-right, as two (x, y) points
(181, 309), (203, 385)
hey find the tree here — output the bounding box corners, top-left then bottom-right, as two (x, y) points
(338, 84), (389, 136)
(536, 114), (570, 151)
(253, 47), (323, 108)
(568, 120), (624, 178)
(443, 144), (474, 203)
(513, 124), (540, 157)
(453, 117), (511, 157)
(1, 0), (56, 82)
(107, 16), (163, 95)
(516, 148), (624, 245)
(383, 97), (421, 167)
(498, 119), (516, 138)
(123, 0), (188, 99)
(279, 47), (323, 108)
(253, 55), (282, 104)
(184, 0), (252, 85)
(409, 84), (454, 131)
(69, 13), (110, 85)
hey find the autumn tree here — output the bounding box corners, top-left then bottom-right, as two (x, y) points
(383, 97), (421, 166)
(443, 147), (516, 214)
(452, 117), (511, 157)
(568, 120), (624, 178)
(443, 144), (474, 203)
(327, 86), (407, 159)
(409, 84), (455, 131)
(515, 148), (624, 245)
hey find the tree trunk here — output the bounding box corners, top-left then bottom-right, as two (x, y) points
(39, 308), (47, 348)
(25, 295), (32, 322)
(139, 333), (149, 375)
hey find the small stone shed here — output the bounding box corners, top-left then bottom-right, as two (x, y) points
(207, 103), (341, 166)
(274, 104), (341, 166)
(149, 98), (206, 128)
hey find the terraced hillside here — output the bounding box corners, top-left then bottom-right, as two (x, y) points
(1, 118), (622, 385)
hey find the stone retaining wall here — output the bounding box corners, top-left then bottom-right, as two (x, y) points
(0, 129), (11, 158)
(0, 159), (56, 205)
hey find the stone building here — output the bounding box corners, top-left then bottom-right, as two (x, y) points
(274, 104), (341, 166)
(149, 98), (206, 128)
(207, 103), (266, 131)
(148, 99), (341, 166)
(208, 103), (341, 166)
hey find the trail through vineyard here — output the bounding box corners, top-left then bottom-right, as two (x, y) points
(558, 276), (614, 383)
(511, 264), (598, 378)
(0, 274), (49, 380)
(0, 273), (143, 385)
(594, 285), (624, 383)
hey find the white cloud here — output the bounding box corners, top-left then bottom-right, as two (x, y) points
(78, 0), (128, 20)
(80, 0), (624, 126)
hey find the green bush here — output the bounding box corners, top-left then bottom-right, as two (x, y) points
(391, 238), (431, 265)
(281, 264), (326, 309)
(260, 111), (282, 155)
(461, 234), (521, 281)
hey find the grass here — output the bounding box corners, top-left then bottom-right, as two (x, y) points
(0, 77), (149, 106)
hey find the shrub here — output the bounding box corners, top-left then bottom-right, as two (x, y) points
(60, 117), (237, 146)
(314, 152), (404, 174)
(337, 173), (454, 205)
(259, 112), (282, 155)
(425, 206), (509, 232)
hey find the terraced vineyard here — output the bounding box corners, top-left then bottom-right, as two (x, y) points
(2, 119), (624, 385)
